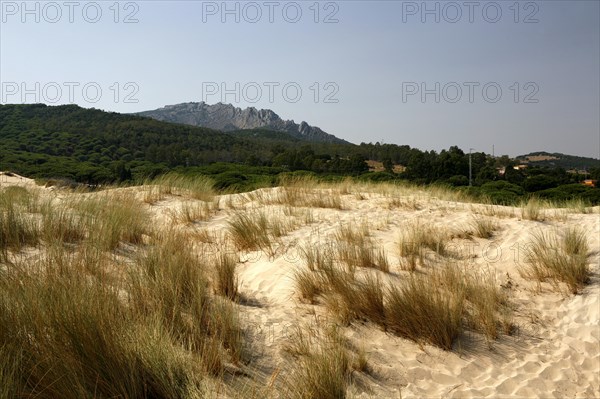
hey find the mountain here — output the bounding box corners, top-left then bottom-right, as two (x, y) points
(515, 152), (600, 170)
(0, 104), (357, 184)
(136, 102), (349, 144)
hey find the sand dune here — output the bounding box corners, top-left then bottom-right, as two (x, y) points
(1, 179), (598, 398)
(221, 188), (599, 398)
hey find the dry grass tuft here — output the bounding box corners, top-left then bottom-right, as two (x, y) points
(470, 216), (498, 239)
(228, 211), (273, 254)
(300, 243), (333, 271)
(266, 177), (344, 209)
(228, 209), (300, 257)
(441, 265), (515, 342)
(333, 224), (389, 272)
(293, 255), (513, 350)
(385, 272), (465, 350)
(563, 198), (592, 214)
(39, 198), (86, 244)
(473, 204), (515, 218)
(75, 193), (149, 250)
(521, 197), (545, 221)
(213, 253), (239, 300)
(387, 197), (421, 210)
(521, 227), (590, 294)
(0, 188), (39, 259)
(153, 173), (215, 201)
(398, 221), (451, 269)
(294, 268), (325, 304)
(1, 239), (206, 398)
(283, 324), (352, 399)
(172, 199), (218, 224)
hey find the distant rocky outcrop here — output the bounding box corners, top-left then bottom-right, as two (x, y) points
(136, 102), (348, 144)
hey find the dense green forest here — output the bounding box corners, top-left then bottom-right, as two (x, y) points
(1, 104), (599, 204)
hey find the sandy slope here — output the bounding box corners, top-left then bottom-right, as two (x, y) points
(3, 179), (599, 398)
(0, 172), (37, 188)
(206, 188), (599, 398)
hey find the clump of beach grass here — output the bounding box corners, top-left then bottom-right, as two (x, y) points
(521, 197), (545, 221)
(333, 224), (389, 272)
(470, 215), (498, 239)
(521, 227), (590, 294)
(397, 221), (451, 269)
(283, 324), (353, 399)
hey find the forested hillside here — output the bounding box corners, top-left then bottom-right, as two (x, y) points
(516, 151), (600, 170)
(1, 104), (599, 204)
(0, 104), (366, 184)
(0, 104), (257, 182)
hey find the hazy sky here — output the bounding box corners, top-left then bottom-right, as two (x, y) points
(1, 1), (599, 158)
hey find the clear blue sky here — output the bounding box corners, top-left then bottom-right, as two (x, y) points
(1, 1), (599, 158)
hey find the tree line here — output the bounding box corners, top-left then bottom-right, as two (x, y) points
(1, 104), (598, 203)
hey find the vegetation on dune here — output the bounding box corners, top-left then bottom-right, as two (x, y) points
(0, 104), (597, 397)
(283, 325), (354, 399)
(1, 172), (595, 398)
(521, 227), (591, 294)
(0, 188), (250, 398)
(293, 242), (515, 350)
(398, 221), (451, 270)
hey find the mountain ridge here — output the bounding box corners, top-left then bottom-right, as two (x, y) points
(135, 102), (350, 144)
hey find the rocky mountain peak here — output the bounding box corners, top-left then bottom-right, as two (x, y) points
(136, 102), (348, 144)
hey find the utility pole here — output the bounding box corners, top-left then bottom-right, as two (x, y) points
(469, 148), (475, 186)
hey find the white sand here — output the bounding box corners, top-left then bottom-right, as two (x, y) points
(0, 171), (37, 188)
(3, 179), (599, 397)
(209, 188), (600, 398)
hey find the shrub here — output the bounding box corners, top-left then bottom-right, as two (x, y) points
(447, 175), (469, 187)
(522, 174), (560, 192)
(212, 171), (248, 191)
(479, 181), (525, 205)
